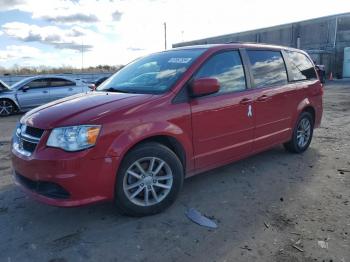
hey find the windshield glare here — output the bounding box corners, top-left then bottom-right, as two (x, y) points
(97, 49), (205, 94)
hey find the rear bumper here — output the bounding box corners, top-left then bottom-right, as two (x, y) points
(11, 146), (120, 207)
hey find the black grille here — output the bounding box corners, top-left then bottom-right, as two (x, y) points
(22, 139), (36, 153)
(25, 126), (44, 138)
(15, 173), (70, 199)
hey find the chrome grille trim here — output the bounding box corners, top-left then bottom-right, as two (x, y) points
(13, 124), (44, 157)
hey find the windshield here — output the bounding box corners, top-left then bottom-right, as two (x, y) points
(97, 49), (206, 94)
(11, 78), (31, 90)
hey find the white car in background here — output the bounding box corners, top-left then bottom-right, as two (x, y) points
(0, 75), (90, 116)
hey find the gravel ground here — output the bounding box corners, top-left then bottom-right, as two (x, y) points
(0, 80), (349, 262)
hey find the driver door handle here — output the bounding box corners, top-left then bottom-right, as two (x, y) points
(256, 95), (270, 102)
(42, 90), (48, 94)
(239, 98), (253, 105)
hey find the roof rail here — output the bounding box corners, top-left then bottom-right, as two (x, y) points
(225, 41), (275, 45)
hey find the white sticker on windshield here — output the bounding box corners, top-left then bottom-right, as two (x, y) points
(168, 57), (192, 64)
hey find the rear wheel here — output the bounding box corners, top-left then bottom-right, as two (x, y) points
(284, 111), (314, 153)
(115, 142), (184, 216)
(0, 99), (16, 116)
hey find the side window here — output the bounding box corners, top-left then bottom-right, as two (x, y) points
(247, 50), (288, 88)
(27, 79), (50, 89)
(50, 78), (76, 87)
(194, 51), (246, 94)
(285, 51), (317, 81)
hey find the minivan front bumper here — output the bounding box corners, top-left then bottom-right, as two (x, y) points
(11, 146), (120, 207)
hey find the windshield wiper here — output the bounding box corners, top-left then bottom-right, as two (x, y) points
(101, 87), (131, 93)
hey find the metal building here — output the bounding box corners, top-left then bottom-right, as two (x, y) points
(173, 12), (350, 78)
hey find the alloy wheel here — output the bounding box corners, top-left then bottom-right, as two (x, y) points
(296, 118), (311, 148)
(0, 100), (14, 116)
(123, 157), (173, 207)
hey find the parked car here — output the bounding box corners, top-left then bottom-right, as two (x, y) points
(0, 75), (89, 116)
(315, 64), (326, 83)
(94, 76), (110, 87)
(12, 44), (323, 216)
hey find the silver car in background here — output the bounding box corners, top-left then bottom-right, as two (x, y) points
(0, 75), (90, 116)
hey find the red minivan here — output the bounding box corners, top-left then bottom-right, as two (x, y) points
(11, 44), (323, 216)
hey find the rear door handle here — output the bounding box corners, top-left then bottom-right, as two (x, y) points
(68, 87), (73, 91)
(42, 90), (48, 94)
(239, 98), (253, 105)
(256, 95), (270, 102)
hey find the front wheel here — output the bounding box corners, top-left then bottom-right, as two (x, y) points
(115, 142), (184, 216)
(284, 111), (314, 153)
(0, 99), (16, 116)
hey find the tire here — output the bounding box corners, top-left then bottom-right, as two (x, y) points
(0, 99), (16, 117)
(115, 142), (184, 216)
(284, 111), (314, 153)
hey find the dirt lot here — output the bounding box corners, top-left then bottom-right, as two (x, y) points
(0, 81), (349, 262)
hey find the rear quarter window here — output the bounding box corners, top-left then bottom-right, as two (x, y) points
(285, 50), (317, 81)
(50, 78), (76, 87)
(247, 50), (288, 88)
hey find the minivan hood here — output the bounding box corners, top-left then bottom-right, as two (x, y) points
(21, 91), (153, 129)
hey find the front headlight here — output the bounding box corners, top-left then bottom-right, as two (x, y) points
(47, 125), (101, 151)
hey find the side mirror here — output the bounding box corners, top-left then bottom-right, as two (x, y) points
(190, 78), (220, 97)
(88, 84), (96, 91)
(22, 86), (30, 92)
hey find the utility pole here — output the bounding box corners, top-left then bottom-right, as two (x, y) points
(164, 22), (167, 50)
(81, 39), (84, 72)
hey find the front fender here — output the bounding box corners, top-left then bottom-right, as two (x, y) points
(0, 93), (20, 110)
(105, 121), (194, 170)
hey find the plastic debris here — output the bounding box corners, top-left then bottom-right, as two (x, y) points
(292, 244), (304, 252)
(317, 240), (328, 249)
(185, 208), (218, 229)
(337, 168), (350, 173)
(240, 245), (252, 251)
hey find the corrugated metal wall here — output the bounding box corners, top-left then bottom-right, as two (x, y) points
(173, 13), (350, 78)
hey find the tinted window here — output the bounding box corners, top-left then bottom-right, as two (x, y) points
(285, 50), (317, 81)
(194, 51), (246, 94)
(50, 78), (76, 87)
(247, 50), (288, 88)
(27, 79), (50, 89)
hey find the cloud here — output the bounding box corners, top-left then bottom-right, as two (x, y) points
(42, 13), (99, 23)
(0, 45), (41, 61)
(0, 44), (83, 68)
(127, 47), (145, 51)
(2, 22), (96, 51)
(54, 43), (93, 51)
(1, 0), (123, 25)
(0, 0), (25, 10)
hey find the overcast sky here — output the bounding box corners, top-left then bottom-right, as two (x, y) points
(0, 0), (349, 69)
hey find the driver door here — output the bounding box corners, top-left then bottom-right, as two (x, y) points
(190, 50), (255, 171)
(16, 78), (51, 110)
